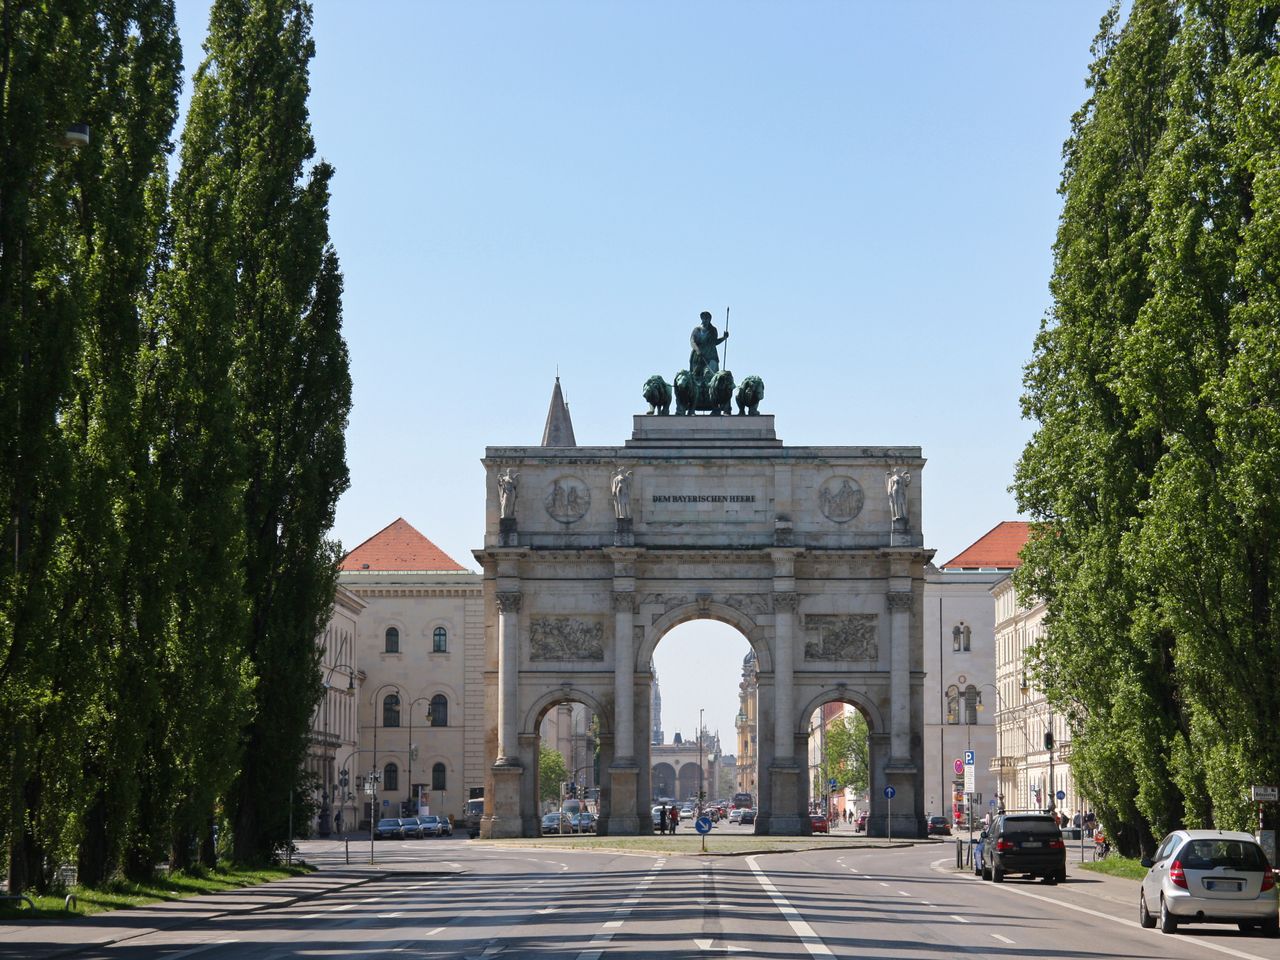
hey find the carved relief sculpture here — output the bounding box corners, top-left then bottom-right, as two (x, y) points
(886, 468), (911, 523)
(803, 614), (879, 661)
(819, 476), (865, 522)
(611, 467), (633, 520)
(497, 469), (520, 519)
(545, 475), (590, 523)
(529, 617), (605, 660)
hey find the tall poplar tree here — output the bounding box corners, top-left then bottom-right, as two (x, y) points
(1018, 0), (1280, 852)
(172, 0), (350, 863)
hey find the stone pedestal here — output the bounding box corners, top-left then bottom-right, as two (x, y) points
(603, 762), (641, 835)
(499, 517), (518, 547)
(614, 518), (634, 546)
(762, 762), (804, 835)
(483, 762), (524, 839)
(876, 762), (921, 839)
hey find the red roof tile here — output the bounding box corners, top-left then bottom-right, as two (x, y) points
(940, 521), (1031, 570)
(340, 518), (466, 572)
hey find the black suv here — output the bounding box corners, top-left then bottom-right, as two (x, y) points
(983, 813), (1066, 884)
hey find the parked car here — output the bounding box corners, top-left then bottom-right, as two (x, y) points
(739, 809), (756, 825)
(374, 818), (403, 840)
(855, 812), (868, 833)
(1139, 829), (1279, 936)
(416, 815), (446, 837)
(398, 817), (424, 839)
(985, 813), (1066, 884)
(728, 808), (744, 824)
(572, 812), (597, 834)
(928, 816), (952, 837)
(809, 814), (829, 834)
(541, 812), (572, 835)
(438, 815), (454, 837)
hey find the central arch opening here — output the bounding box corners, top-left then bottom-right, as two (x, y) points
(649, 619), (756, 828)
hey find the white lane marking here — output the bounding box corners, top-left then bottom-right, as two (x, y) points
(378, 912), (403, 918)
(746, 856), (834, 957)
(362, 896), (382, 903)
(165, 941), (240, 960)
(573, 858), (666, 960)
(694, 938), (747, 952)
(329, 903), (356, 912)
(879, 882), (889, 888)
(425, 927), (445, 935)
(603, 920), (622, 928)
(897, 890), (911, 896)
(970, 879), (1272, 960)
(993, 934), (1014, 944)
(951, 915), (970, 923)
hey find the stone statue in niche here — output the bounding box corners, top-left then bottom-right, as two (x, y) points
(611, 467), (633, 520)
(497, 469), (519, 519)
(886, 468), (911, 523)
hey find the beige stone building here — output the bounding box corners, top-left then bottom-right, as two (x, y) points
(922, 521), (1028, 828)
(333, 518), (484, 829)
(735, 652), (759, 803)
(991, 572), (1084, 820)
(307, 584), (363, 835)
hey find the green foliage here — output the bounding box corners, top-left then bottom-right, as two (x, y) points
(1017, 0), (1280, 855)
(539, 746), (568, 804)
(822, 713), (870, 796)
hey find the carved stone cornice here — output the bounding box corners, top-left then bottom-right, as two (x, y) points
(886, 591), (913, 612)
(496, 591), (523, 614)
(773, 591), (799, 613)
(612, 591), (638, 614)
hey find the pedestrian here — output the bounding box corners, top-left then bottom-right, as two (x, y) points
(669, 806), (679, 833)
(659, 804), (667, 835)
(1073, 810), (1082, 830)
(334, 809), (343, 835)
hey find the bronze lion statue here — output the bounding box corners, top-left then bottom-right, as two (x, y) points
(643, 375), (672, 415)
(735, 375), (764, 415)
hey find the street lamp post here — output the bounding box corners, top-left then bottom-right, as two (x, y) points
(407, 696), (432, 816)
(370, 682), (402, 856)
(318, 661), (356, 837)
(697, 708), (705, 813)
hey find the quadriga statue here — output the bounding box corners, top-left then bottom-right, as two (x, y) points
(642, 375), (672, 415)
(735, 375), (764, 416)
(674, 368), (734, 416)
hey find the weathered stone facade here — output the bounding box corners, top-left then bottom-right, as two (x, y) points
(475, 415), (932, 837)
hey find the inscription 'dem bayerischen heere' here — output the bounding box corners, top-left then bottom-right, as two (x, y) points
(651, 494), (757, 503)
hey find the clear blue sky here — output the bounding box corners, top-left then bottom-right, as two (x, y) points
(176, 0), (1115, 751)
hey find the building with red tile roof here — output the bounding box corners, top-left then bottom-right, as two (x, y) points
(340, 517), (467, 573)
(939, 521), (1031, 571)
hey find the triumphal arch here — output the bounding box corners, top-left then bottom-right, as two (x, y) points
(476, 314), (932, 837)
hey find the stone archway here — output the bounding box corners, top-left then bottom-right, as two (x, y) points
(477, 413), (931, 837)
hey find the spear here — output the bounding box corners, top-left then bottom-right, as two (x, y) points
(723, 306), (730, 370)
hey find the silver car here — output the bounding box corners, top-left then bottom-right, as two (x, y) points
(1139, 829), (1279, 936)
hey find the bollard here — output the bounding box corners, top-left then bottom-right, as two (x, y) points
(345, 838), (350, 865)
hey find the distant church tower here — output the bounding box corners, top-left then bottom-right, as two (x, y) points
(541, 376), (577, 446)
(651, 664), (664, 744)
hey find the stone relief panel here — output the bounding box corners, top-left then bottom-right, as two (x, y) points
(720, 593), (773, 618)
(641, 593), (689, 624)
(640, 591), (772, 623)
(544, 476), (591, 524)
(529, 616), (605, 661)
(803, 614), (879, 661)
(818, 475), (865, 522)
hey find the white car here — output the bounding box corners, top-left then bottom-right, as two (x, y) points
(728, 808), (744, 824)
(1139, 829), (1279, 936)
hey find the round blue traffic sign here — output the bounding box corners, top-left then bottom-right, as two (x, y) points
(1056, 790), (1066, 801)
(695, 816), (713, 835)
(883, 785), (896, 800)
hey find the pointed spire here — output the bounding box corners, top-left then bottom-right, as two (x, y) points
(541, 376), (577, 446)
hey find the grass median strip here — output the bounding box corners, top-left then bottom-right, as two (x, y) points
(479, 835), (917, 856)
(0, 863), (315, 920)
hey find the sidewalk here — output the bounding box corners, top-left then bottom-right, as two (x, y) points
(0, 868), (379, 960)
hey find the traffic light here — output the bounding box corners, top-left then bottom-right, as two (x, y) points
(1043, 730), (1055, 751)
(565, 782), (576, 799)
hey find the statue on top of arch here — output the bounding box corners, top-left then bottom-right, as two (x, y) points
(641, 309), (765, 417)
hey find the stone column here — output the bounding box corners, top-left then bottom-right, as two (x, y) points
(887, 590), (912, 762)
(772, 591), (798, 763)
(496, 590), (522, 764)
(613, 591), (636, 761)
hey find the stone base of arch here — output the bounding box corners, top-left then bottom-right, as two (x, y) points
(602, 761), (641, 836)
(481, 762), (524, 839)
(761, 762), (804, 835)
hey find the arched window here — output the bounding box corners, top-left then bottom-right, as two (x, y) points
(384, 626), (399, 653)
(432, 762), (447, 791)
(384, 762), (398, 792)
(964, 685), (979, 725)
(952, 622), (971, 652)
(433, 626), (448, 653)
(430, 694), (448, 727)
(945, 685), (960, 725)
(383, 693), (401, 728)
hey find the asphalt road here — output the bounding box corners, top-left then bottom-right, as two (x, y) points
(19, 835), (1280, 959)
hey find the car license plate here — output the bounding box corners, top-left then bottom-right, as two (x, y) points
(1205, 880), (1243, 891)
(1022, 841), (1042, 848)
